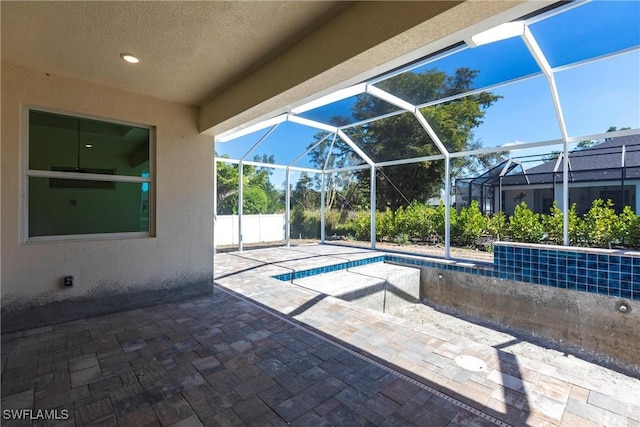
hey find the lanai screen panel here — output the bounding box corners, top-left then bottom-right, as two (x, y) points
(237, 122), (325, 166)
(555, 51), (640, 137)
(297, 93), (401, 127)
(529, 1), (640, 69)
(342, 112), (442, 163)
(373, 37), (541, 107)
(215, 127), (272, 160)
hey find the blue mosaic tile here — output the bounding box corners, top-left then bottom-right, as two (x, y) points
(273, 248), (637, 301)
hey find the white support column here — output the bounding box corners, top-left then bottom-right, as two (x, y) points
(285, 168), (291, 247)
(444, 156), (451, 259)
(238, 161), (243, 252)
(320, 172), (326, 243)
(522, 26), (570, 245)
(370, 165), (376, 249)
(213, 157), (218, 256)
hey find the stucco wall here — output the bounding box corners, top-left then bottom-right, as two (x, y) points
(1, 63), (214, 332)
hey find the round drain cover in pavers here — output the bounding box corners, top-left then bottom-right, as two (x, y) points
(454, 355), (487, 372)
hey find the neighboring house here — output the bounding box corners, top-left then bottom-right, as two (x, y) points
(456, 134), (640, 216)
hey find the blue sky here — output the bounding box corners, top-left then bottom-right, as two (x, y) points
(216, 1), (640, 188)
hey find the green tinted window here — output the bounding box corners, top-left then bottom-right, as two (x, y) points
(27, 109), (152, 239)
(28, 178), (149, 237)
(29, 110), (149, 177)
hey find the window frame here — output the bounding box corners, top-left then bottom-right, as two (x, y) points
(22, 105), (156, 243)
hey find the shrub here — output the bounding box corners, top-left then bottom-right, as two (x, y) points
(392, 206), (407, 238)
(377, 208), (396, 241)
(290, 208), (320, 239)
(351, 211), (371, 240)
(243, 187), (268, 214)
(452, 200), (486, 246)
(542, 202), (580, 245)
(323, 197), (639, 251)
(619, 206), (640, 249)
(403, 202), (427, 240)
(392, 233), (410, 245)
(509, 202), (544, 243)
(579, 199), (620, 248)
(486, 211), (507, 241)
(432, 201), (455, 243)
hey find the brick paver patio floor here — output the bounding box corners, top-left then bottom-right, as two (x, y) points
(2, 245), (638, 426)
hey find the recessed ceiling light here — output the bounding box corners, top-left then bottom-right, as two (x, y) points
(120, 53), (140, 64)
(85, 144), (93, 148)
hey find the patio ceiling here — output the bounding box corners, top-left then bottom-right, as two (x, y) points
(0, 1), (352, 107)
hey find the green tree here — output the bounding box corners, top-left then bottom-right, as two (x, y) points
(216, 155), (240, 214)
(333, 68), (501, 210)
(242, 187), (268, 214)
(216, 153), (284, 214)
(291, 172), (319, 210)
(307, 132), (368, 212)
(251, 154), (285, 213)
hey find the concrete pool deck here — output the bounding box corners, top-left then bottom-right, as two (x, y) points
(1, 244), (638, 426)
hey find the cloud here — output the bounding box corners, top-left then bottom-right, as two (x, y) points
(501, 140), (526, 147)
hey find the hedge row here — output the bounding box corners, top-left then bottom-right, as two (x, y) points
(347, 199), (640, 250)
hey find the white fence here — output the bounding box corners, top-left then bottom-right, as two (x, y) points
(214, 214), (285, 246)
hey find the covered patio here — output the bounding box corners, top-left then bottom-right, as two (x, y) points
(2, 1), (639, 426)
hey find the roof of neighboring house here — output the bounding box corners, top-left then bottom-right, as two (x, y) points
(500, 134), (640, 186)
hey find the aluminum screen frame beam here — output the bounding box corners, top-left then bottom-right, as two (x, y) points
(522, 25), (571, 245)
(363, 85), (454, 257)
(285, 168), (291, 247)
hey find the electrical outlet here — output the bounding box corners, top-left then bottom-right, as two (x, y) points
(63, 276), (74, 287)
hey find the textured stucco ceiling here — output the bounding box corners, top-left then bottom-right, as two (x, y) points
(1, 1), (351, 106)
